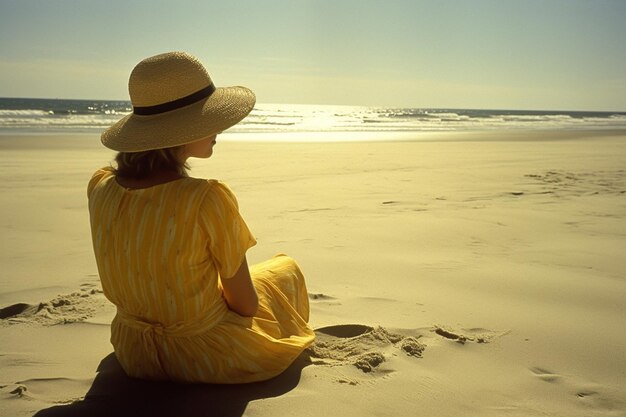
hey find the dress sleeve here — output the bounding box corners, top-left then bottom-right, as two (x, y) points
(87, 167), (115, 197)
(200, 181), (257, 279)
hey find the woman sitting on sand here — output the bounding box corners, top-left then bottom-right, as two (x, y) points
(87, 52), (315, 383)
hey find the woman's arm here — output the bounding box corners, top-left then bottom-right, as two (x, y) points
(220, 256), (259, 317)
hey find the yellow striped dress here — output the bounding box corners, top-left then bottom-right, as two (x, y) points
(87, 167), (315, 383)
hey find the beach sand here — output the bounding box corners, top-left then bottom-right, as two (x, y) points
(1, 130), (625, 416)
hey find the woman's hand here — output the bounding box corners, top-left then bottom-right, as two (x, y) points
(220, 256), (259, 317)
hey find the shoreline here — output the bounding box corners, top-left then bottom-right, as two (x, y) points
(0, 128), (626, 147)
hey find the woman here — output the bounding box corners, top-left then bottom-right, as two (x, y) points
(88, 52), (315, 383)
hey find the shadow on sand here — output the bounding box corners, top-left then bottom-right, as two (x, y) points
(35, 351), (311, 417)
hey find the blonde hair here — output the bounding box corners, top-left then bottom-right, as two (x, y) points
(114, 146), (189, 179)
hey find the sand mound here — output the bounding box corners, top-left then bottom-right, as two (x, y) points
(308, 325), (425, 373)
(307, 323), (508, 376)
(0, 284), (108, 326)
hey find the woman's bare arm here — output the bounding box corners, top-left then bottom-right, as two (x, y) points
(220, 256), (259, 317)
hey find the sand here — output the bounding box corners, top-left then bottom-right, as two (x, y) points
(1, 130), (625, 416)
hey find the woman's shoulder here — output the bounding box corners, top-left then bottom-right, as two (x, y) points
(187, 178), (239, 209)
(185, 177), (233, 193)
(87, 166), (115, 196)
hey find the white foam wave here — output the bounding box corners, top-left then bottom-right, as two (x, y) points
(0, 113), (122, 130)
(1, 102), (625, 133)
(0, 109), (50, 116)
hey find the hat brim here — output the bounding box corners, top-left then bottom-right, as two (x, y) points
(101, 86), (255, 152)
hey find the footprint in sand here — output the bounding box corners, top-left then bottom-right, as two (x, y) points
(530, 367), (562, 383)
(524, 169), (626, 197)
(308, 293), (336, 301)
(0, 303), (33, 319)
(433, 325), (506, 344)
(6, 384), (28, 397)
(308, 292), (342, 307)
(529, 366), (625, 411)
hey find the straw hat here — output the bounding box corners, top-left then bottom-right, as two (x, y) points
(101, 52), (255, 152)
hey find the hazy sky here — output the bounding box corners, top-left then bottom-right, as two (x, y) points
(1, 0), (625, 110)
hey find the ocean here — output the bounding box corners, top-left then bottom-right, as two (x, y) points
(1, 97), (625, 136)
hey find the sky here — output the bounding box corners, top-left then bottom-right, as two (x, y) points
(1, 0), (625, 111)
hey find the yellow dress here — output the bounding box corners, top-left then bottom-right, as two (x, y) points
(87, 168), (315, 383)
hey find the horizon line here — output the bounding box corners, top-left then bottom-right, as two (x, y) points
(0, 96), (625, 114)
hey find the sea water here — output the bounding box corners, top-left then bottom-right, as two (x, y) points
(1, 97), (625, 135)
